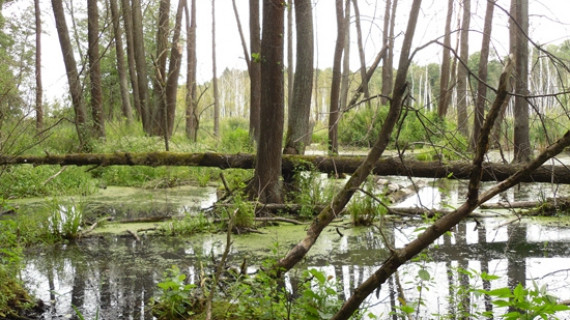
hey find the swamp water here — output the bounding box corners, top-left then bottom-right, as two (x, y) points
(15, 180), (570, 319)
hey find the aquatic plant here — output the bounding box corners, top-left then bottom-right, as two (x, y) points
(347, 176), (389, 226)
(46, 198), (85, 239)
(152, 265), (197, 319)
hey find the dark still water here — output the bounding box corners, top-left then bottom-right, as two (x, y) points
(22, 217), (570, 319)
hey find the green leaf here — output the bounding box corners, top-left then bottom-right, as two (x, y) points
(418, 269), (430, 281)
(401, 304), (415, 314)
(513, 283), (526, 299)
(309, 269), (326, 283)
(480, 272), (500, 281)
(488, 287), (513, 298)
(491, 299), (511, 307)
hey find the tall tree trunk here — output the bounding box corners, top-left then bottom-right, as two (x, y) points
(249, 0), (261, 143)
(88, 0), (105, 138)
(51, 0), (88, 148)
(438, 0), (453, 117)
(471, 0), (495, 149)
(385, 0), (397, 104)
(151, 0), (171, 136)
(155, 0), (170, 83)
(456, 0), (470, 137)
(185, 0), (198, 141)
(287, 0), (293, 113)
(328, 0), (346, 155)
(131, 0), (151, 133)
(492, 0), (517, 149)
(34, 0), (43, 132)
(231, 0), (250, 72)
(212, 0), (220, 137)
(339, 0), (350, 113)
(283, 0), (313, 155)
(109, 0), (132, 124)
(513, 0), (531, 162)
(276, 0), (423, 280)
(164, 0), (185, 137)
(120, 0), (141, 120)
(352, 0), (369, 101)
(250, 0), (285, 205)
(380, 0), (393, 105)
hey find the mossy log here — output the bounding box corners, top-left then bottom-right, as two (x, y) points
(1, 152), (570, 183)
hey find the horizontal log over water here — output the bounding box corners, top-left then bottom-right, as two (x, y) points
(1, 152), (569, 183)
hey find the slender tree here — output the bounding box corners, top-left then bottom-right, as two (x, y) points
(250, 0), (285, 205)
(513, 0), (531, 162)
(339, 0), (350, 112)
(283, 0), (313, 155)
(249, 0), (261, 143)
(231, 0), (250, 72)
(185, 0), (198, 141)
(87, 0), (105, 138)
(380, 0), (393, 104)
(109, 0), (132, 123)
(34, 0), (42, 132)
(51, 0), (87, 147)
(120, 0), (141, 119)
(131, 0), (151, 132)
(471, 0), (495, 149)
(287, 0), (293, 112)
(456, 0), (470, 137)
(352, 0), (369, 101)
(438, 0), (453, 117)
(164, 0), (185, 138)
(328, 0), (346, 154)
(150, 0), (171, 136)
(210, 0), (220, 137)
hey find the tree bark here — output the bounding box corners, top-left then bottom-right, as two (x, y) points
(164, 0), (185, 137)
(51, 0), (88, 148)
(131, 0), (151, 132)
(185, 0), (198, 141)
(212, 0), (220, 137)
(456, 0), (470, 137)
(438, 0), (453, 117)
(471, 0), (495, 149)
(339, 0), (351, 113)
(109, 0), (133, 124)
(2, 152), (570, 184)
(275, 0), (422, 277)
(150, 0), (171, 137)
(380, 0), (395, 105)
(249, 0), (261, 143)
(513, 0), (531, 163)
(120, 0), (141, 120)
(249, 0), (285, 205)
(231, 0), (250, 72)
(283, 0), (313, 155)
(352, 0), (369, 101)
(34, 0), (43, 132)
(328, 0), (346, 155)
(88, 0), (105, 138)
(287, 0), (293, 113)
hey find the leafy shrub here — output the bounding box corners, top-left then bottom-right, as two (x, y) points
(152, 266), (198, 319)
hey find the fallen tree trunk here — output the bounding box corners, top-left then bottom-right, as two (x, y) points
(1, 152), (570, 183)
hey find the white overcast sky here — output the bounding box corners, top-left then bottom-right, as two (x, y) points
(5, 0), (570, 103)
